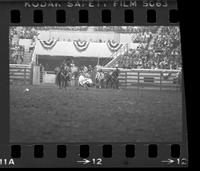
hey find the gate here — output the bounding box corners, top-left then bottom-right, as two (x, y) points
(32, 65), (40, 85)
(10, 64), (32, 85)
(33, 65), (56, 85)
(43, 71), (56, 84)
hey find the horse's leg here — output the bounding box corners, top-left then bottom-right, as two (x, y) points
(76, 79), (80, 89)
(113, 80), (115, 89)
(84, 83), (88, 90)
(86, 84), (89, 90)
(96, 79), (99, 88)
(95, 79), (98, 88)
(116, 79), (119, 89)
(101, 80), (103, 89)
(58, 81), (61, 89)
(100, 79), (103, 89)
(110, 80), (113, 89)
(115, 80), (118, 89)
(57, 80), (59, 88)
(61, 79), (64, 89)
(64, 80), (67, 90)
(63, 79), (65, 89)
(111, 80), (114, 89)
(103, 80), (105, 88)
(101, 79), (104, 89)
(56, 76), (59, 88)
(113, 79), (117, 89)
(105, 80), (108, 88)
(58, 78), (61, 89)
(56, 75), (59, 86)
(97, 79), (99, 88)
(113, 80), (116, 89)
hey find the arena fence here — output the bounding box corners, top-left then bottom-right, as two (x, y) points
(100, 67), (182, 90)
(9, 64), (182, 91)
(9, 64), (32, 85)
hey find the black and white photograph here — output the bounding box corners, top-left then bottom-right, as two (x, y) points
(9, 26), (183, 143)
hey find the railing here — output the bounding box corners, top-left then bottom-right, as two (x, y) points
(99, 67), (182, 91)
(9, 64), (32, 85)
(104, 43), (129, 67)
(148, 26), (163, 50)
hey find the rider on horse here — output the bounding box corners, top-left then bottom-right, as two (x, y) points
(55, 60), (71, 89)
(111, 65), (120, 89)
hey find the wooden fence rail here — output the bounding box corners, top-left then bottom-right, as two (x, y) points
(9, 64), (32, 85)
(100, 67), (181, 90)
(10, 64), (182, 91)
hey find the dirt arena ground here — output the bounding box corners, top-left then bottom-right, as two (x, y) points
(10, 85), (183, 143)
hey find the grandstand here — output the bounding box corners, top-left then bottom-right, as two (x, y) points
(104, 26), (181, 70)
(9, 26), (182, 71)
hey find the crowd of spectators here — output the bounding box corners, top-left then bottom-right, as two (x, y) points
(9, 27), (38, 64)
(18, 26), (160, 34)
(51, 26), (159, 43)
(117, 27), (182, 70)
(10, 27), (38, 39)
(94, 26), (158, 34)
(35, 26), (88, 32)
(132, 32), (153, 43)
(9, 26), (182, 69)
(9, 45), (25, 64)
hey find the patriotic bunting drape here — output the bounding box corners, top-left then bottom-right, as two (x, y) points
(73, 40), (90, 52)
(39, 39), (58, 50)
(107, 40), (123, 52)
(38, 39), (123, 53)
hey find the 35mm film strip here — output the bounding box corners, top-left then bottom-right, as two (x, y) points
(0, 0), (188, 168)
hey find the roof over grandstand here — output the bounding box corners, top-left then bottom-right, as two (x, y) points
(31, 39), (141, 62)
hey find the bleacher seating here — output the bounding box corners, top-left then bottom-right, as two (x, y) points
(104, 26), (181, 70)
(9, 26), (182, 70)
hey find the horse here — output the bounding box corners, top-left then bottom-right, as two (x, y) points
(104, 68), (120, 89)
(56, 65), (71, 89)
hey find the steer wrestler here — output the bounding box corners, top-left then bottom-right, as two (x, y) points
(78, 72), (93, 89)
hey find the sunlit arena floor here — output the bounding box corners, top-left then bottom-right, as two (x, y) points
(10, 85), (183, 143)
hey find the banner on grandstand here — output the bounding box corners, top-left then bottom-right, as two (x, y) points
(107, 40), (123, 52)
(39, 38), (58, 50)
(73, 40), (90, 52)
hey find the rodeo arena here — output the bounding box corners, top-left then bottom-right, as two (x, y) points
(10, 26), (183, 142)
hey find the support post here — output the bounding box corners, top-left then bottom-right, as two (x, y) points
(24, 68), (26, 85)
(30, 64), (33, 85)
(97, 57), (99, 66)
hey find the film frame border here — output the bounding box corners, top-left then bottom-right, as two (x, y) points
(0, 0), (188, 168)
